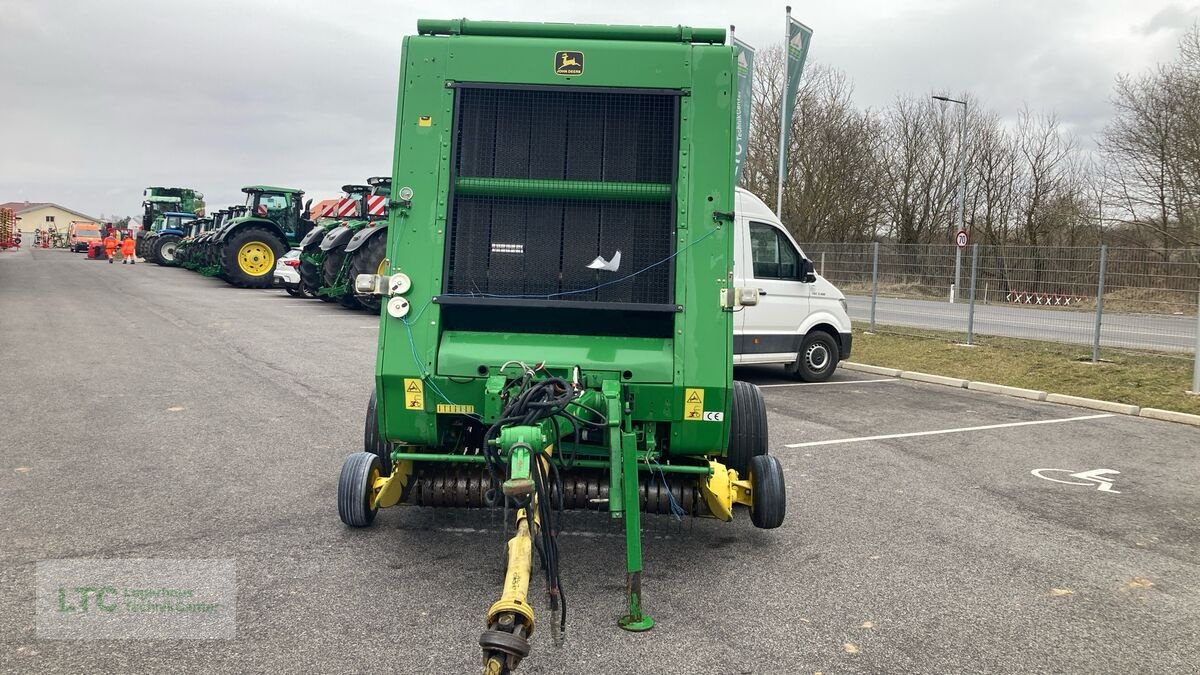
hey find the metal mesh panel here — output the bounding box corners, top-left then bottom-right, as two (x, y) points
(445, 85), (678, 305)
(448, 197), (673, 303)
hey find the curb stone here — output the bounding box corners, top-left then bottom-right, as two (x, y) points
(840, 361), (1197, 427)
(1138, 408), (1200, 427)
(967, 381), (1047, 401)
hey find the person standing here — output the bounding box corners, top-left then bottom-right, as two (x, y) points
(120, 233), (136, 264)
(103, 232), (119, 263)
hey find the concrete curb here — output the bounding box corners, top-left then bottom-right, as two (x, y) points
(897, 371), (967, 388)
(1138, 408), (1200, 427)
(840, 361), (1197, 427)
(1045, 394), (1140, 416)
(967, 381), (1047, 401)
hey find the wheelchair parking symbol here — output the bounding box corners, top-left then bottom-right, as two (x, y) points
(1031, 468), (1121, 493)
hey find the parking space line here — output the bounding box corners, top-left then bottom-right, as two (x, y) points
(758, 378), (897, 388)
(784, 413), (1114, 448)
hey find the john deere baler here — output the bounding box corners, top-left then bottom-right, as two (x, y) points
(339, 18), (784, 674)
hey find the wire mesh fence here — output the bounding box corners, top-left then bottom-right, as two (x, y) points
(799, 242), (1200, 388)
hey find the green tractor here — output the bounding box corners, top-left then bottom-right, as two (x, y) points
(138, 187), (204, 259)
(142, 212), (197, 266)
(342, 176), (393, 313)
(297, 190), (361, 302)
(173, 215), (212, 269)
(337, 19), (782, 674)
(185, 208), (232, 272)
(314, 182), (388, 308)
(210, 187), (312, 288)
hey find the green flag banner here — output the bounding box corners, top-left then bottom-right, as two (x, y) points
(733, 38), (756, 184)
(781, 17), (813, 180)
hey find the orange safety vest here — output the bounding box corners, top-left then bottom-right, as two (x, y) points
(104, 236), (118, 251)
(121, 238), (136, 255)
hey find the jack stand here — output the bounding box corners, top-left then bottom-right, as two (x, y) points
(606, 381), (654, 632)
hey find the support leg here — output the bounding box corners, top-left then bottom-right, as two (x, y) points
(618, 426), (653, 631)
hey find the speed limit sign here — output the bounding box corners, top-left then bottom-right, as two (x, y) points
(956, 230), (968, 249)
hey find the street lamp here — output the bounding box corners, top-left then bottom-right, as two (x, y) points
(933, 94), (967, 303)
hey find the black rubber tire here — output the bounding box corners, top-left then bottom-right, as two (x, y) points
(749, 454), (786, 529)
(285, 286), (302, 297)
(298, 259), (330, 302)
(338, 452), (380, 528)
(790, 331), (840, 382)
(221, 226), (286, 288)
(322, 245), (360, 309)
(152, 235), (180, 267)
(363, 391), (393, 475)
(726, 380), (768, 477)
(348, 233), (387, 313)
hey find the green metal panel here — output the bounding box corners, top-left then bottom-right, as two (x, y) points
(378, 24), (735, 455)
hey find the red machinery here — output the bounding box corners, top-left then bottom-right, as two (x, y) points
(0, 208), (20, 251)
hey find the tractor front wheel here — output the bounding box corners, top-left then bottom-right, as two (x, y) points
(152, 235), (181, 266)
(322, 246), (360, 309)
(338, 452), (380, 528)
(222, 227), (285, 288)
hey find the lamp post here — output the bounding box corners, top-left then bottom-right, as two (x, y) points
(933, 95), (967, 303)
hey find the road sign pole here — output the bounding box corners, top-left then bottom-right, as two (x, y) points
(967, 243), (979, 345)
(870, 242), (879, 332)
(1092, 245), (1107, 364)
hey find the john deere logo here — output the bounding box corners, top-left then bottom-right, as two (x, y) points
(554, 51), (584, 76)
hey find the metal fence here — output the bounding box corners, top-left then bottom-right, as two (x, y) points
(799, 242), (1200, 391)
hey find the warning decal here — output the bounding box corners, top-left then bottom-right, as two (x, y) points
(404, 378), (425, 410)
(684, 388), (704, 421)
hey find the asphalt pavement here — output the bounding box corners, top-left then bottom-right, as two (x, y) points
(846, 294), (1198, 353)
(2, 249), (1198, 673)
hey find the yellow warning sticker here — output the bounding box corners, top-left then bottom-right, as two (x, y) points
(404, 378), (425, 410)
(436, 404), (476, 415)
(684, 388), (704, 421)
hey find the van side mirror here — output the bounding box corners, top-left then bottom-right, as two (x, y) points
(799, 258), (816, 283)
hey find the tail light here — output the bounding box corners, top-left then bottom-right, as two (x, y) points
(284, 259), (300, 267)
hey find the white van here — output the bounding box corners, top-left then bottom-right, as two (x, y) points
(733, 187), (853, 381)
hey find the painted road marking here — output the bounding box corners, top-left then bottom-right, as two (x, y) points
(784, 413), (1114, 448)
(1031, 468), (1122, 493)
(758, 378), (898, 388)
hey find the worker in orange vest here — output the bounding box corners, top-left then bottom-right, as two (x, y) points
(120, 234), (137, 264)
(103, 232), (119, 263)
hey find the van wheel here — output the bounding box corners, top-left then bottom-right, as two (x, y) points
(789, 331), (839, 382)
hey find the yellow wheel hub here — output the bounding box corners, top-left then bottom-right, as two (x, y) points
(237, 241), (274, 276)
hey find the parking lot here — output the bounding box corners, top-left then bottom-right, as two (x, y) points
(2, 248), (1198, 673)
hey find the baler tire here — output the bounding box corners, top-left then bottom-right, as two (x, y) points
(338, 452), (380, 528)
(222, 227), (285, 289)
(727, 380), (768, 477)
(364, 391), (393, 475)
(790, 331), (839, 382)
(749, 454), (786, 529)
(348, 233), (387, 313)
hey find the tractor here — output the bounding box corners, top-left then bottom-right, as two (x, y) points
(343, 176), (393, 312)
(139, 187), (205, 258)
(314, 182), (387, 308)
(173, 215), (211, 268)
(297, 190), (361, 302)
(141, 212), (197, 265)
(209, 187), (312, 287)
(337, 19), (781, 675)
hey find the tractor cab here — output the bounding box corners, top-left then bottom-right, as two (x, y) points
(236, 186), (311, 243)
(142, 196), (181, 232)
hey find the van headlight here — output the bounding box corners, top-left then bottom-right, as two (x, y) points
(839, 298), (848, 314)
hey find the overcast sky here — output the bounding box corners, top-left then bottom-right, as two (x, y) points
(1, 0), (1197, 219)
